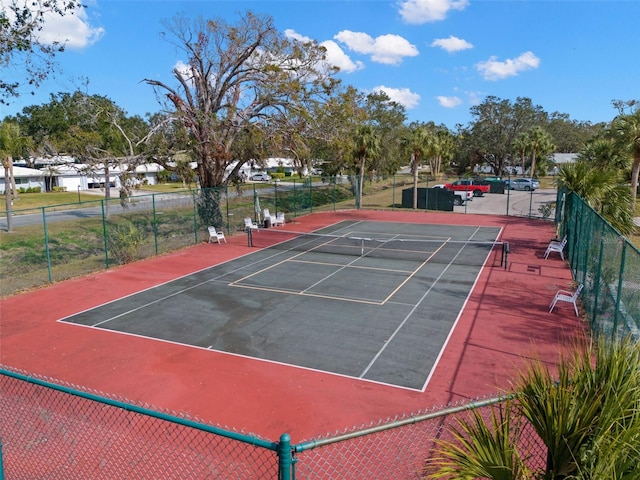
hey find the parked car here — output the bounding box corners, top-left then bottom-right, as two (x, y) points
(250, 172), (271, 182)
(432, 184), (473, 205)
(443, 179), (490, 197)
(507, 178), (540, 191)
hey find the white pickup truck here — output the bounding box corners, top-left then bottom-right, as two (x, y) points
(432, 184), (474, 206)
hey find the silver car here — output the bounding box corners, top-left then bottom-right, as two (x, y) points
(508, 178), (540, 191)
(250, 172), (271, 182)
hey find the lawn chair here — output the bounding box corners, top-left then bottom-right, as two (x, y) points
(208, 226), (226, 244)
(549, 283), (583, 316)
(244, 217), (259, 232)
(272, 212), (285, 227)
(544, 235), (567, 260)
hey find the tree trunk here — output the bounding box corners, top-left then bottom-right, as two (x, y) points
(104, 164), (110, 218)
(412, 153), (419, 209)
(9, 158), (18, 200)
(530, 149), (537, 178)
(630, 155), (640, 211)
(3, 157), (13, 232)
(358, 155), (365, 209)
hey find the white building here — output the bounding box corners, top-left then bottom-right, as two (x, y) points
(0, 166), (45, 193)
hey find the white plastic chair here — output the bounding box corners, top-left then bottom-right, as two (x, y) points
(544, 235), (567, 260)
(244, 217), (259, 232)
(272, 212), (285, 227)
(263, 209), (271, 221)
(208, 226), (226, 244)
(549, 284), (583, 316)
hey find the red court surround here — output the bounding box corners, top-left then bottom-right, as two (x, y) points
(0, 210), (587, 441)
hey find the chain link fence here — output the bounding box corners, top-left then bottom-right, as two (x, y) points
(556, 189), (640, 340)
(0, 367), (279, 479)
(0, 367), (548, 479)
(1, 176), (552, 296)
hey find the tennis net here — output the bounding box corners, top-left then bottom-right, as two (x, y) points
(248, 228), (508, 268)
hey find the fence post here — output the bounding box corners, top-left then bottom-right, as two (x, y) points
(392, 175), (395, 210)
(152, 194), (159, 255)
(224, 185), (233, 235)
(0, 437), (4, 480)
(42, 206), (53, 283)
(101, 200), (110, 268)
(506, 174), (511, 216)
(278, 433), (292, 480)
(192, 190), (198, 243)
(592, 236), (606, 335)
(611, 242), (627, 341)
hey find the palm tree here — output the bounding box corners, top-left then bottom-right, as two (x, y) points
(352, 124), (380, 209)
(611, 108), (640, 210)
(514, 131), (531, 175)
(527, 127), (555, 178)
(578, 137), (628, 171)
(426, 337), (640, 480)
(0, 121), (32, 232)
(558, 161), (634, 236)
(401, 124), (435, 209)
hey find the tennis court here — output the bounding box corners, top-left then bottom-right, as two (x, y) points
(61, 220), (503, 391)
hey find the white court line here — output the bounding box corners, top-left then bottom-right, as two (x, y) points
(359, 226), (489, 379)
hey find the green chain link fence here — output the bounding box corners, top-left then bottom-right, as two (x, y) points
(4, 183), (631, 478)
(556, 189), (640, 341)
(0, 367), (547, 479)
(1, 175), (552, 297)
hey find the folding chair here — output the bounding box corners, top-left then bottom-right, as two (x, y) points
(208, 226), (226, 244)
(244, 217), (259, 232)
(272, 212), (285, 227)
(544, 235), (567, 260)
(549, 283), (583, 316)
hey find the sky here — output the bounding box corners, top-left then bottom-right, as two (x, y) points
(2, 0), (639, 129)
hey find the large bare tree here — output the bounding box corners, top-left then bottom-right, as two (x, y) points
(144, 11), (338, 187)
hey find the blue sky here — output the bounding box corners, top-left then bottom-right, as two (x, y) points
(2, 0), (638, 129)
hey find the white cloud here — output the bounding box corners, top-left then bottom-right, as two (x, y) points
(37, 4), (104, 49)
(284, 29), (312, 43)
(466, 91), (483, 105)
(334, 30), (418, 66)
(476, 51), (541, 81)
(431, 35), (473, 53)
(320, 40), (365, 73)
(372, 85), (421, 109)
(285, 29), (364, 73)
(173, 60), (195, 84)
(437, 96), (462, 108)
(398, 0), (470, 25)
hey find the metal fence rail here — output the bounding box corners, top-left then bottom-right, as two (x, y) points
(557, 190), (640, 340)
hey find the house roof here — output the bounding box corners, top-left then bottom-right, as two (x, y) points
(0, 166), (44, 178)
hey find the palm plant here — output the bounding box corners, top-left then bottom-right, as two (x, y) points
(352, 124), (380, 209)
(401, 124), (435, 209)
(426, 337), (640, 480)
(558, 161), (634, 236)
(0, 120), (33, 232)
(610, 108), (640, 210)
(527, 126), (555, 178)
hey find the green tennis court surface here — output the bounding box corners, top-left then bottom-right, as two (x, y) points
(61, 220), (503, 390)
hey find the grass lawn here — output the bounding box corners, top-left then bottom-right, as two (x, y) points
(1, 191), (104, 214)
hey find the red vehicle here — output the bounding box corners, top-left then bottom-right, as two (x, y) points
(444, 179), (490, 197)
